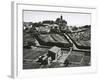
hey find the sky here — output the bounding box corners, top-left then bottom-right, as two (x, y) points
(23, 10), (91, 27)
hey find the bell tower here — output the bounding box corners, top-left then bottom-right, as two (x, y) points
(60, 14), (63, 20)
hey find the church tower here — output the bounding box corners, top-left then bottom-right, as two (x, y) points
(60, 15), (63, 20)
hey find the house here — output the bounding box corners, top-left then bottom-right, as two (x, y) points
(48, 46), (62, 61)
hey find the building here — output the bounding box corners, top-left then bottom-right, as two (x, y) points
(48, 46), (62, 61)
(55, 15), (68, 32)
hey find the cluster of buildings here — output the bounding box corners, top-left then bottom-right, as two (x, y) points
(23, 15), (70, 33)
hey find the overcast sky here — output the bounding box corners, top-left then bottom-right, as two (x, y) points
(23, 10), (91, 27)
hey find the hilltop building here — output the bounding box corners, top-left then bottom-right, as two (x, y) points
(55, 15), (68, 32)
(23, 15), (70, 33)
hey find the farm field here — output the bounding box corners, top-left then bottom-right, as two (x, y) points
(23, 47), (90, 69)
(69, 29), (91, 47)
(23, 47), (48, 60)
(39, 34), (69, 43)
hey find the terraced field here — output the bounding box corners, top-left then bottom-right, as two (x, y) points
(39, 34), (55, 42)
(39, 34), (69, 43)
(50, 34), (69, 43)
(69, 29), (91, 47)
